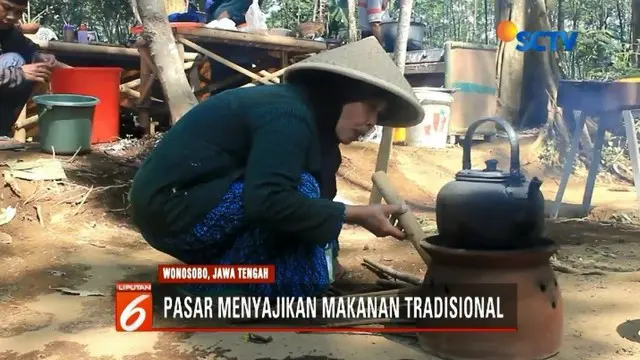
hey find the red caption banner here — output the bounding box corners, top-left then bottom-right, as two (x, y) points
(157, 264), (275, 284)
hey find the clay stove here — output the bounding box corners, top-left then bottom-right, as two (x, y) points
(417, 117), (563, 360)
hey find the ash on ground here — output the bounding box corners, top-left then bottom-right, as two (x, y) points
(95, 134), (164, 167)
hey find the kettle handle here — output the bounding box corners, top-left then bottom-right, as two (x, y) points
(462, 117), (521, 177)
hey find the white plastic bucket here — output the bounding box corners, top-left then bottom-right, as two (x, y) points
(407, 88), (454, 148)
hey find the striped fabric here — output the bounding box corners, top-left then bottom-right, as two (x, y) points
(358, 0), (388, 31)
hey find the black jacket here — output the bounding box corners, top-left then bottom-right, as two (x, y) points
(0, 28), (39, 90)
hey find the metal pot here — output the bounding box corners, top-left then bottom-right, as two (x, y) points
(435, 117), (545, 250)
(380, 21), (425, 53)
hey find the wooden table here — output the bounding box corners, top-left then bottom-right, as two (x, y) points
(130, 24), (327, 134)
(175, 26), (327, 53)
(551, 80), (640, 218)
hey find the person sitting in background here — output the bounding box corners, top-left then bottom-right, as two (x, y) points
(128, 37), (424, 298)
(205, 0), (252, 26)
(0, 0), (62, 150)
(358, 0), (388, 45)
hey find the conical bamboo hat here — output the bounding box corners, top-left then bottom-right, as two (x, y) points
(283, 37), (425, 128)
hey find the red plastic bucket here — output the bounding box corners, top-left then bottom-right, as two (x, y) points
(50, 67), (122, 144)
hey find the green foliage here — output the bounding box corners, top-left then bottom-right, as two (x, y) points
(566, 29), (640, 81)
(27, 0), (137, 44)
(265, 0), (315, 30)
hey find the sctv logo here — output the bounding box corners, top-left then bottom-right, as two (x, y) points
(496, 20), (578, 52)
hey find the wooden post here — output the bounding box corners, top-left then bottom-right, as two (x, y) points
(369, 0), (414, 205)
(280, 51), (289, 82)
(137, 50), (152, 134)
(134, 0), (199, 123)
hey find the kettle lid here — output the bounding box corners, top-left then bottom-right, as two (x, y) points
(455, 159), (517, 182)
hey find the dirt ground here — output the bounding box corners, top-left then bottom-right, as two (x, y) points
(0, 136), (639, 360)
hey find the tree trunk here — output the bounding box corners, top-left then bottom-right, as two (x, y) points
(130, 0), (142, 23)
(523, 0), (572, 156)
(632, 0), (640, 65)
(134, 0), (199, 123)
(346, 0), (358, 42)
(494, 0), (526, 124)
(557, 0), (564, 32)
(484, 0), (488, 44)
(472, 0), (477, 42)
(392, 0), (413, 73)
(615, 0), (624, 42)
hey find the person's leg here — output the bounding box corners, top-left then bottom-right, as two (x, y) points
(142, 172), (341, 298)
(0, 52), (33, 149)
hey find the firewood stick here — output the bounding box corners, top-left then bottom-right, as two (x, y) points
(371, 171), (431, 266)
(362, 258), (423, 285)
(337, 287), (420, 298)
(34, 205), (44, 227)
(362, 263), (391, 280)
(376, 279), (413, 289)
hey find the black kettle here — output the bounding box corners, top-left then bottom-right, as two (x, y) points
(435, 117), (545, 250)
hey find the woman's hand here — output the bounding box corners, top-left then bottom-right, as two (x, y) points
(345, 204), (408, 240)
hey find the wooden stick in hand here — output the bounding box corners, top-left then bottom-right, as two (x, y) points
(371, 171), (431, 266)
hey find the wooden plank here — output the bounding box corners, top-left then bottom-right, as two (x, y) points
(622, 110), (640, 214)
(33, 39), (199, 61)
(403, 62), (445, 74)
(175, 27), (327, 53)
(447, 41), (498, 51)
(33, 40), (141, 57)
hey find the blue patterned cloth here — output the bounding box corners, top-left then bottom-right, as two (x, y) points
(143, 172), (341, 298)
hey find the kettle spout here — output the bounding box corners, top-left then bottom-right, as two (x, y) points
(528, 177), (543, 198)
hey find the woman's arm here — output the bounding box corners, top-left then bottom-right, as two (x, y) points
(243, 106), (346, 245)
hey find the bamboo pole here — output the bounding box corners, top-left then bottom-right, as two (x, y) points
(14, 114), (38, 129)
(240, 67), (290, 88)
(13, 105), (27, 141)
(259, 70), (280, 83)
(369, 0), (415, 205)
(178, 37), (273, 85)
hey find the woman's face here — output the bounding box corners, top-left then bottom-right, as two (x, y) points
(335, 99), (387, 144)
